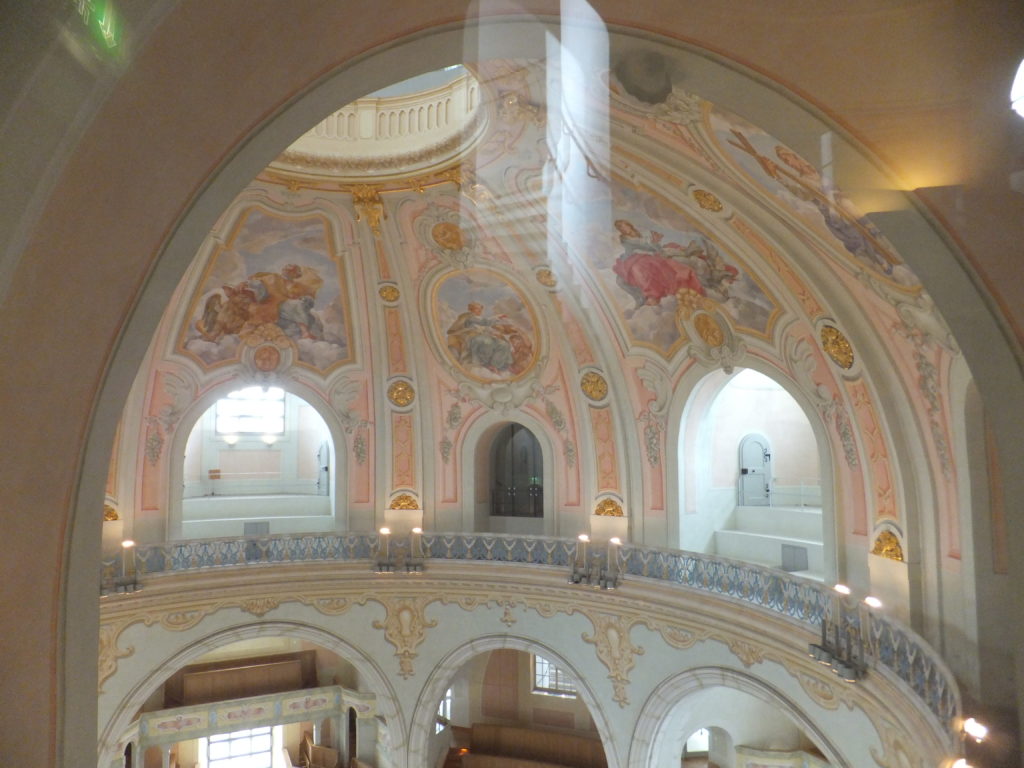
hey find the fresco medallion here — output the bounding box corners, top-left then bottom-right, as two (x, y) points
(432, 269), (540, 383)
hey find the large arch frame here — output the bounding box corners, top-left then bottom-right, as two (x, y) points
(97, 621), (405, 768)
(165, 377), (350, 539)
(35, 14), (1020, 762)
(406, 633), (622, 768)
(626, 667), (847, 768)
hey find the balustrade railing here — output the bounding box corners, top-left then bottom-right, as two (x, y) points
(101, 531), (959, 726)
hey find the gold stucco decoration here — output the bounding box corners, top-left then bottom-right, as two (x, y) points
(372, 596), (438, 679)
(431, 220), (465, 251)
(821, 325), (855, 370)
(387, 380), (415, 407)
(103, 504), (119, 521)
(535, 268), (557, 288)
(594, 498), (624, 517)
(252, 344), (281, 372)
(693, 313), (725, 347)
(351, 184), (387, 235)
(580, 371), (608, 401)
(724, 637), (765, 668)
(389, 493), (419, 510)
(676, 287), (717, 321)
(693, 188), (724, 212)
(582, 613), (644, 707)
(378, 285), (400, 303)
(240, 597), (280, 617)
(871, 530), (904, 562)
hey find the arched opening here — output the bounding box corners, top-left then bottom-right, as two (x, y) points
(176, 386), (337, 539)
(630, 669), (843, 768)
(679, 368), (827, 580)
(99, 624), (402, 768)
(419, 649), (606, 768)
(489, 423), (544, 520)
(463, 415), (556, 536)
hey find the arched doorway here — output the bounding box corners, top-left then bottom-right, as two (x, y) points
(490, 423), (544, 520)
(678, 368), (828, 580)
(174, 386), (338, 539)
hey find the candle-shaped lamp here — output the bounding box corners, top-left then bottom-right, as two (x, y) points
(577, 534), (589, 569)
(121, 539), (136, 581)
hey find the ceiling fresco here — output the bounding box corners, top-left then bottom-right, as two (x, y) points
(116, 46), (965, 552)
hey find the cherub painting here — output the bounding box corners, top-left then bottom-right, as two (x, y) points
(181, 209), (350, 371)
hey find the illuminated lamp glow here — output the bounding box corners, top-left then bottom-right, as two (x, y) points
(609, 537), (622, 546)
(1012, 58), (1024, 117)
(121, 539), (135, 548)
(222, 434), (239, 445)
(261, 433), (278, 445)
(952, 759), (972, 768)
(379, 527), (391, 536)
(412, 527), (423, 534)
(833, 584), (852, 595)
(963, 717), (988, 742)
(863, 596), (883, 609)
(578, 534), (590, 542)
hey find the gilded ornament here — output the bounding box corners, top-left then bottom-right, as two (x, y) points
(535, 268), (557, 288)
(580, 371), (608, 402)
(242, 322), (288, 347)
(431, 220), (464, 251)
(594, 498), (624, 517)
(581, 613), (644, 707)
(821, 325), (854, 370)
(378, 284), (400, 303)
(389, 493), (419, 510)
(241, 597), (280, 617)
(693, 188), (724, 212)
(387, 380), (415, 407)
(253, 344), (280, 372)
(372, 597), (438, 679)
(693, 313), (725, 347)
(351, 184), (387, 235)
(724, 637), (765, 668)
(871, 530), (904, 562)
(103, 504), (119, 521)
(676, 287), (715, 320)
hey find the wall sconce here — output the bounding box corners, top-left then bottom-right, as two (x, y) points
(375, 527), (393, 573)
(598, 537), (622, 590)
(261, 434), (278, 446)
(223, 434), (239, 446)
(807, 583), (873, 682)
(102, 540), (141, 595)
(405, 527), (425, 573)
(952, 759), (973, 768)
(570, 534), (592, 584)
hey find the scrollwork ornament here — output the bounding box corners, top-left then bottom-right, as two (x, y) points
(241, 597), (280, 617)
(594, 498), (624, 517)
(581, 612), (644, 707)
(389, 493), (419, 510)
(723, 636), (765, 668)
(371, 597), (438, 679)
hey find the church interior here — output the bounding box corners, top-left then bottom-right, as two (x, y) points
(2, 3), (1024, 767)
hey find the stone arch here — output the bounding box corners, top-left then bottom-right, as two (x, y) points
(98, 620), (404, 768)
(165, 377), (349, 539)
(407, 633), (621, 768)
(666, 358), (838, 582)
(627, 667), (847, 768)
(56, 17), (1024, 761)
(458, 410), (557, 536)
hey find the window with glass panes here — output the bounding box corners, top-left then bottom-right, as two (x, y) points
(532, 656), (577, 697)
(205, 726), (273, 768)
(215, 386), (285, 435)
(435, 687), (453, 734)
